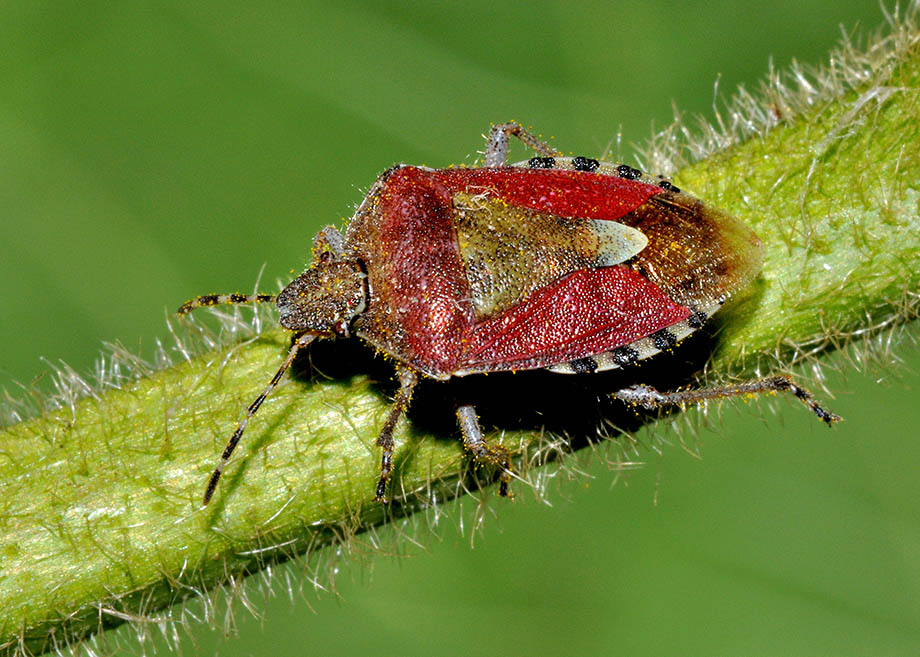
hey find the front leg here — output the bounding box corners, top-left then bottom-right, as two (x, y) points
(456, 404), (513, 497)
(374, 367), (419, 503)
(484, 121), (561, 167)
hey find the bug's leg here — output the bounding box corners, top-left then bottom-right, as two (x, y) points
(484, 121), (562, 167)
(202, 332), (317, 505)
(612, 375), (841, 425)
(177, 292), (276, 315)
(374, 367), (419, 503)
(312, 225), (346, 262)
(456, 404), (513, 497)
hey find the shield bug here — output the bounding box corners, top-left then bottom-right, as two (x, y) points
(179, 121), (839, 505)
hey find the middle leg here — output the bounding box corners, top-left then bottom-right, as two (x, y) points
(456, 404), (513, 497)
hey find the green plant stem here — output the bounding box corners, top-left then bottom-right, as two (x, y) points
(1, 36), (919, 657)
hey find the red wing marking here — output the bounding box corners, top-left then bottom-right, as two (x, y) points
(433, 168), (662, 222)
(373, 167), (472, 374)
(459, 267), (690, 371)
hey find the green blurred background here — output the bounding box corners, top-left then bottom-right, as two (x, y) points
(2, 2), (919, 655)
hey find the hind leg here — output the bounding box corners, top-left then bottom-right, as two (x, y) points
(484, 121), (561, 167)
(612, 375), (841, 425)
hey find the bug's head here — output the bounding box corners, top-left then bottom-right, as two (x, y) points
(276, 261), (367, 336)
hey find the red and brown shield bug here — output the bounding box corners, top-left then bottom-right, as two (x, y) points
(179, 121), (839, 505)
